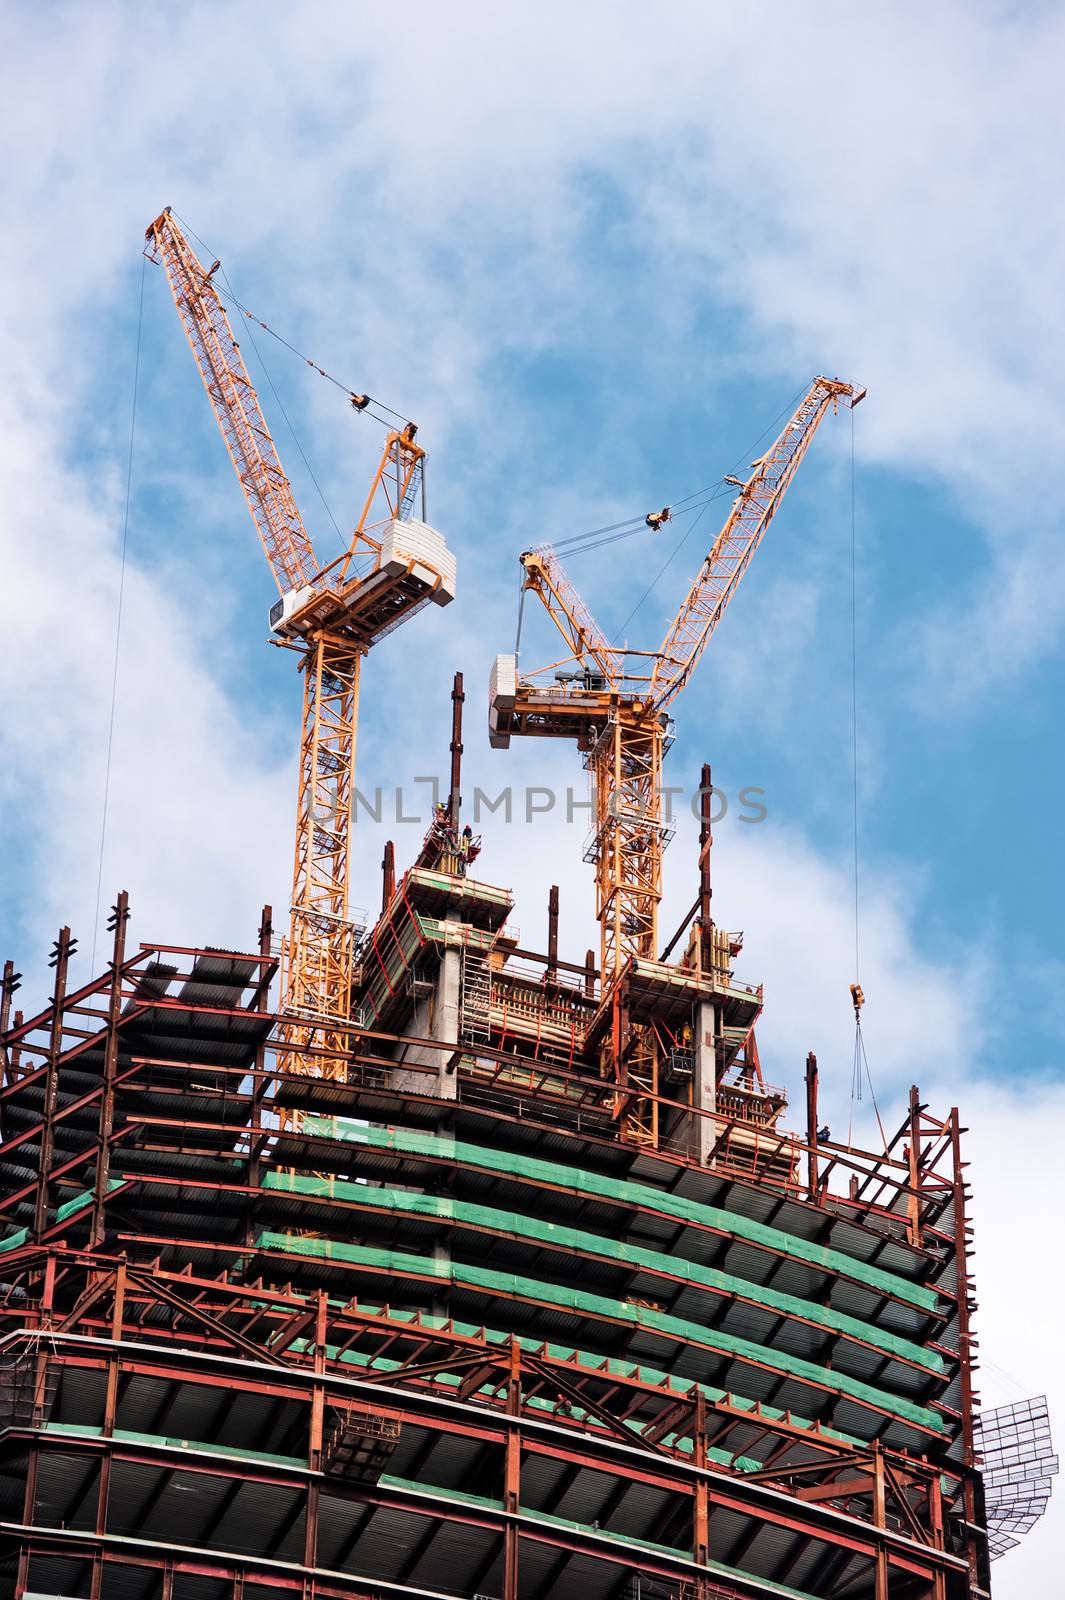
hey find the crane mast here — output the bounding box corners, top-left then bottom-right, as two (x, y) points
(490, 376), (862, 1143)
(146, 209), (455, 1076)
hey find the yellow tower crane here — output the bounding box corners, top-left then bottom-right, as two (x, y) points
(146, 208), (455, 1075)
(490, 375), (863, 1143)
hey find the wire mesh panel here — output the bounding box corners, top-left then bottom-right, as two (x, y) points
(976, 1394), (1058, 1558)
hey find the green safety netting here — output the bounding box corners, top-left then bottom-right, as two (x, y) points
(301, 1116), (940, 1314)
(264, 1170), (941, 1376)
(253, 1228), (943, 1434)
(0, 1179), (124, 1254)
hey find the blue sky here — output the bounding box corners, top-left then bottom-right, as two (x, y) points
(2, 3), (1064, 1586)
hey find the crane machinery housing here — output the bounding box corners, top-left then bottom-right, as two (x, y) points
(144, 207), (456, 1075)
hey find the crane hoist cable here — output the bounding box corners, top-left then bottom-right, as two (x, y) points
(91, 251), (146, 971)
(546, 387), (811, 567)
(219, 261), (347, 556)
(609, 492), (723, 644)
(844, 401), (887, 1154)
(170, 210), (413, 432)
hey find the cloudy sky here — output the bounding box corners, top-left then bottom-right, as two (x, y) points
(1, 2), (1062, 1588)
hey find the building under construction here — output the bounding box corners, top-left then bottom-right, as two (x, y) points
(0, 213), (1050, 1600)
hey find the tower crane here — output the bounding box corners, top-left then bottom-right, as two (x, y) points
(146, 209), (455, 1075)
(489, 376), (863, 1143)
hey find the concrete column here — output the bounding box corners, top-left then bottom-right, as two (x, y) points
(693, 998), (717, 1165)
(392, 943), (460, 1101)
(436, 945), (461, 1060)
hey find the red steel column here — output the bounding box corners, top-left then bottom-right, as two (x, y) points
(906, 1083), (923, 1248)
(246, 904), (274, 1228)
(693, 1388), (709, 1571)
(805, 1051), (820, 1200)
(449, 671), (465, 829)
(872, 1441), (889, 1600)
(503, 1338), (522, 1600)
(92, 893), (129, 1246)
(1, 958), (21, 1087)
(951, 1107), (986, 1595)
(698, 762), (713, 971)
(304, 1289), (328, 1571)
(546, 885), (559, 983)
(92, 1263), (126, 1598)
(33, 926), (75, 1241)
(381, 841), (396, 910)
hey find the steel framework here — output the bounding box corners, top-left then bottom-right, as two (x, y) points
(0, 876), (998, 1600)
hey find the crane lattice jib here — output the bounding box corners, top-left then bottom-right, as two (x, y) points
(649, 377), (856, 711)
(521, 545), (621, 686)
(146, 210), (319, 597)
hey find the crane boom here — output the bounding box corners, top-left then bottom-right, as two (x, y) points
(145, 209), (318, 597)
(650, 377), (861, 710)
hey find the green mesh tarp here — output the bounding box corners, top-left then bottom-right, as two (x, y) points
(302, 1116), (939, 1314)
(254, 1227), (943, 1433)
(264, 1170), (941, 1376)
(0, 1179), (124, 1254)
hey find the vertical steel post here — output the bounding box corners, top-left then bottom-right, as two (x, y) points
(805, 1052), (820, 1201)
(92, 893), (128, 1247)
(503, 1337), (521, 1600)
(584, 949), (596, 1001)
(9, 1010), (24, 1080)
(906, 1083), (922, 1248)
(95, 1262), (126, 1571)
(304, 1289), (327, 1571)
(381, 840), (396, 911)
(1, 958), (21, 1087)
(872, 1441), (889, 1600)
(698, 762), (713, 972)
(246, 904), (273, 1220)
(449, 671), (465, 830)
(951, 1106), (986, 1594)
(693, 1388), (709, 1569)
(33, 926), (75, 1242)
(546, 884), (559, 983)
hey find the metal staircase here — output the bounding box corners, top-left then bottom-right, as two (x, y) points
(460, 944), (492, 1045)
